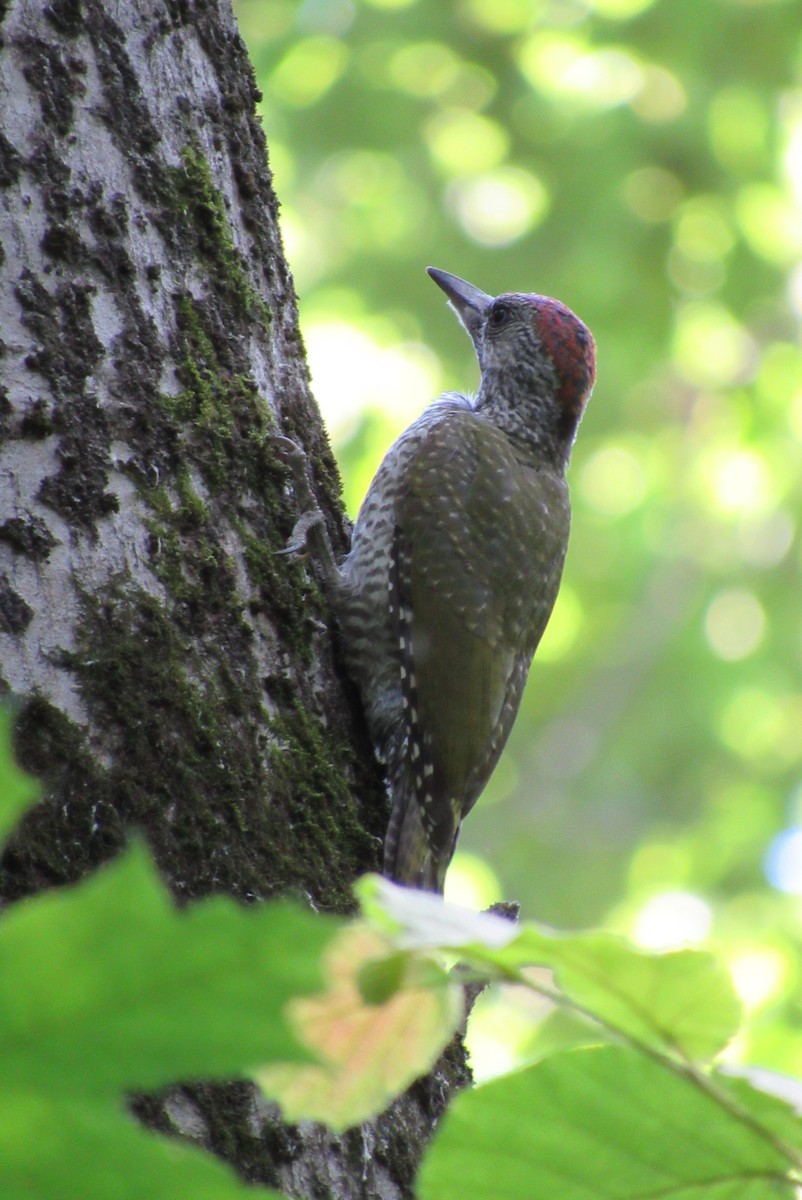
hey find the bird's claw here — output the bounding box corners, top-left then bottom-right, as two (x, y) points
(270, 433), (340, 584)
(276, 509), (325, 558)
(272, 433), (306, 470)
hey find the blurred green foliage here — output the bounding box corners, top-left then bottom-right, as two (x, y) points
(236, 0), (802, 1076)
(0, 711), (336, 1199)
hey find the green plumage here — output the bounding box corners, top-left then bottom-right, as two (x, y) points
(398, 411), (569, 845)
(335, 268), (595, 892)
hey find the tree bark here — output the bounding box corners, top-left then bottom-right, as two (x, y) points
(0, 1), (470, 1196)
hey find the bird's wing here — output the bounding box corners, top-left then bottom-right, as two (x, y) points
(393, 409), (570, 847)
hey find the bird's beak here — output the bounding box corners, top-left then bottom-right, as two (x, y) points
(427, 267), (492, 344)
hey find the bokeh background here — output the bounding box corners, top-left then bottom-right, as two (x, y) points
(236, 0), (802, 1077)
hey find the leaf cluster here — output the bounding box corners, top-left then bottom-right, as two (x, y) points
(3, 719), (802, 1199)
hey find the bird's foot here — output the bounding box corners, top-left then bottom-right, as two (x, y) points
(271, 434), (340, 583)
(276, 507), (326, 558)
(272, 435), (314, 504)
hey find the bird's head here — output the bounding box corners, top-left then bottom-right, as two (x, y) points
(427, 266), (596, 457)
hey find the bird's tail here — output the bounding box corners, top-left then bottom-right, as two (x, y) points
(382, 772), (456, 894)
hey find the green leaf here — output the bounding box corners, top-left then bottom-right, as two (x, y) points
(0, 1092), (283, 1200)
(717, 1070), (802, 1158)
(519, 929), (742, 1060)
(0, 708), (39, 847)
(0, 841), (341, 1094)
(362, 879), (741, 1060)
(358, 950), (409, 1004)
(418, 1045), (800, 1200)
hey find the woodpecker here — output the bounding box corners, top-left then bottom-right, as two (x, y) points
(282, 268), (595, 893)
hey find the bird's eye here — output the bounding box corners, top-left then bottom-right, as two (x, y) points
(488, 303), (511, 329)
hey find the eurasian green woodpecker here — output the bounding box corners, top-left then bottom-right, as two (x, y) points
(283, 268), (595, 893)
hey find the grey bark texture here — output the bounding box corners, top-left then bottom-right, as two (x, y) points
(0, 0), (470, 1196)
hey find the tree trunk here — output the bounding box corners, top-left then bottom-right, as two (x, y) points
(0, 1), (470, 1196)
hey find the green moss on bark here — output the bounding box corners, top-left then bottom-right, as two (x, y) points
(165, 291), (276, 495)
(172, 143), (272, 326)
(6, 575), (379, 909)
